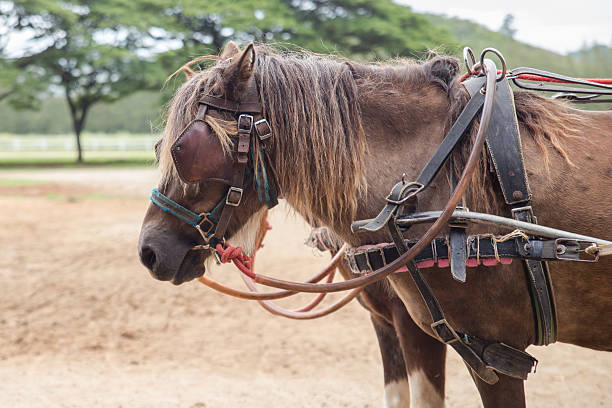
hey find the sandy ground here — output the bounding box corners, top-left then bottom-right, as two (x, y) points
(0, 167), (610, 408)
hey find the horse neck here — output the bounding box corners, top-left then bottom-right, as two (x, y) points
(283, 73), (456, 245)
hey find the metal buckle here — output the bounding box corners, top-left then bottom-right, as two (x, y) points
(237, 114), (253, 133)
(554, 238), (599, 262)
(194, 215), (216, 242)
(197, 216), (216, 235)
(385, 182), (424, 205)
(431, 319), (462, 344)
(254, 118), (272, 141)
(225, 186), (243, 206)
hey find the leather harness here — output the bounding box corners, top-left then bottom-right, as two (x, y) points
(350, 76), (556, 348)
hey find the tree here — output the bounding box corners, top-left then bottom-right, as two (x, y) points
(499, 14), (517, 39)
(158, 0), (455, 72)
(284, 0), (455, 59)
(0, 1), (169, 162)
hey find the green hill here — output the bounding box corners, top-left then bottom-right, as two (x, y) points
(425, 13), (612, 78)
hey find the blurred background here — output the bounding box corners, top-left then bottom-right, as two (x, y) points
(1, 0), (610, 165)
(1, 2), (611, 407)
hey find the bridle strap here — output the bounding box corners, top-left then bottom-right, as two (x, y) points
(212, 113), (252, 241)
(150, 188), (202, 226)
(199, 95), (263, 113)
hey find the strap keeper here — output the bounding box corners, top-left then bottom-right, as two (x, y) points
(254, 118), (272, 141)
(431, 319), (462, 344)
(226, 186), (244, 206)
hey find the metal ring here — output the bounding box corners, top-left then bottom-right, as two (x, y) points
(479, 47), (507, 82)
(463, 47), (477, 75)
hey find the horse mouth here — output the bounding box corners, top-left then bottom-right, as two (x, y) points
(172, 249), (207, 285)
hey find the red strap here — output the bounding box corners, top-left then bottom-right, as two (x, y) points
(459, 70), (612, 84)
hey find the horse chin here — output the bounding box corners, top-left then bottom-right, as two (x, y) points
(172, 249), (207, 285)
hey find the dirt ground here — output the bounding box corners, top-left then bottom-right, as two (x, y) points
(0, 167), (610, 408)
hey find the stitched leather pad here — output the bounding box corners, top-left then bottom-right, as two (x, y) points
(171, 119), (235, 184)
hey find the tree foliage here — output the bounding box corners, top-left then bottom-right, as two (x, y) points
(0, 0), (169, 161)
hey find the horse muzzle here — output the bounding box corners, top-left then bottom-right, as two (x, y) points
(138, 224), (206, 285)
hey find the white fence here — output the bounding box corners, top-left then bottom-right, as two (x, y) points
(0, 134), (157, 151)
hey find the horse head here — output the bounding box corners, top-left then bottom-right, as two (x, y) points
(138, 43), (272, 284)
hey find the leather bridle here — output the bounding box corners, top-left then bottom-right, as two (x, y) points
(151, 78), (278, 252)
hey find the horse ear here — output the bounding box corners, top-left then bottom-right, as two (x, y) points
(221, 43), (256, 98)
(220, 41), (241, 60)
(424, 56), (460, 87)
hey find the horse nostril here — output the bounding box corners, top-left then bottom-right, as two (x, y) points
(140, 245), (157, 270)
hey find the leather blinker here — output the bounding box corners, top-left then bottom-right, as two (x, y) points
(171, 119), (235, 184)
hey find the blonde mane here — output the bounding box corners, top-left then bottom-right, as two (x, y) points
(159, 46), (368, 224)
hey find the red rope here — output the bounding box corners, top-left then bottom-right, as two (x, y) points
(216, 243), (256, 279)
(459, 70), (612, 84)
(213, 221), (272, 280)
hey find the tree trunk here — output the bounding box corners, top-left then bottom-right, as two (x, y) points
(74, 120), (83, 163)
(64, 90), (89, 163)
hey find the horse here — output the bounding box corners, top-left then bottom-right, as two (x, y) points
(138, 42), (612, 407)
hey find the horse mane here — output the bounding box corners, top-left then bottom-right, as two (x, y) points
(255, 48), (367, 224)
(159, 46), (368, 224)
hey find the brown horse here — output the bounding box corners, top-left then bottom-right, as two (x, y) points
(138, 42), (612, 407)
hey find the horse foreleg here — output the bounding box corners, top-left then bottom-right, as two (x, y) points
(466, 363), (526, 408)
(391, 300), (446, 408)
(372, 315), (411, 408)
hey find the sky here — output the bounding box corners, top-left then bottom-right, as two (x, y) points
(397, 0), (612, 54)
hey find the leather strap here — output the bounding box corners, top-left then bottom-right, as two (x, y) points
(449, 225), (468, 282)
(513, 207), (557, 345)
(483, 77), (531, 205)
(391, 237), (500, 384)
(199, 95), (263, 113)
(213, 114), (252, 241)
(465, 77), (557, 345)
(346, 236), (563, 275)
(349, 235), (537, 383)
